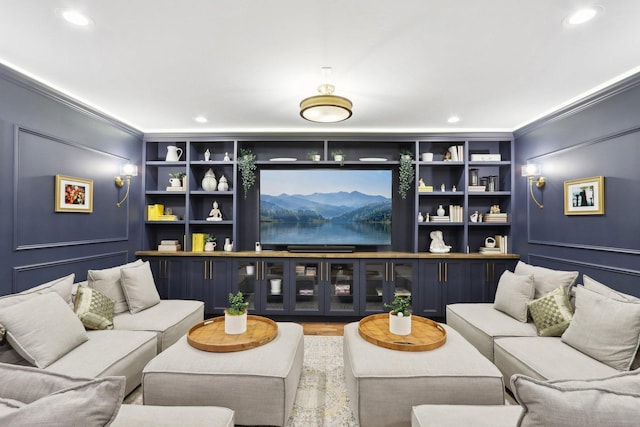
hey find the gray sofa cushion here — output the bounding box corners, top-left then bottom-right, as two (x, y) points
(493, 271), (535, 322)
(113, 299), (204, 353)
(561, 286), (640, 370)
(494, 336), (618, 386)
(583, 275), (639, 302)
(120, 261), (161, 314)
(411, 404), (522, 427)
(512, 374), (640, 426)
(0, 292), (88, 368)
(112, 405), (235, 427)
(514, 261), (578, 298)
(446, 303), (537, 361)
(0, 376), (124, 427)
(88, 260), (143, 314)
(547, 368), (640, 393)
(0, 363), (124, 427)
(46, 329), (157, 396)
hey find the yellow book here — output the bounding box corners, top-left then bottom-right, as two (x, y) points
(192, 233), (205, 252)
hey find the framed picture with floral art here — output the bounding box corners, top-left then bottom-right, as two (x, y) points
(55, 174), (93, 213)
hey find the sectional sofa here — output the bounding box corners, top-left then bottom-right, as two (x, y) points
(0, 260), (235, 425)
(412, 261), (640, 426)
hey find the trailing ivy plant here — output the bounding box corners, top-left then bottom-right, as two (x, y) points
(384, 294), (411, 317)
(227, 291), (249, 315)
(238, 148), (257, 199)
(398, 150), (414, 199)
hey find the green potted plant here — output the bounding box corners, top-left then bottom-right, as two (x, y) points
(331, 149), (345, 166)
(238, 148), (256, 199)
(204, 234), (216, 252)
(398, 150), (414, 199)
(307, 150), (321, 162)
(385, 294), (412, 335)
(225, 291), (249, 334)
(168, 171), (186, 188)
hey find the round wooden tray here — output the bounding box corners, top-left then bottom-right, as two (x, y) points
(358, 313), (447, 352)
(187, 315), (278, 352)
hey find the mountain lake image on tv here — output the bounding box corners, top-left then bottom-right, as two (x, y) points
(260, 169), (392, 247)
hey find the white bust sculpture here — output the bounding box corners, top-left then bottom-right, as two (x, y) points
(206, 201), (223, 221)
(429, 230), (451, 253)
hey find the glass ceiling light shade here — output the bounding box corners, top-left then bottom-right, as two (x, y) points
(300, 83), (353, 123)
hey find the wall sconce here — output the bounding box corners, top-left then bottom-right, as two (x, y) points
(115, 163), (138, 207)
(521, 163), (545, 208)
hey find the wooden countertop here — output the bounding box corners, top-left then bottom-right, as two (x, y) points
(135, 250), (520, 260)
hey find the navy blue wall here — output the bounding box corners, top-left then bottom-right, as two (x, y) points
(0, 65), (143, 295)
(514, 75), (640, 297)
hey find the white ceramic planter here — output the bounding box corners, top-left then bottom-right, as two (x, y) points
(389, 312), (411, 336)
(224, 310), (247, 334)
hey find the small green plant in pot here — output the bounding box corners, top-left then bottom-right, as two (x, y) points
(204, 234), (216, 252)
(331, 150), (345, 166)
(385, 294), (412, 335)
(225, 291), (249, 334)
(238, 148), (256, 199)
(307, 150), (321, 162)
(169, 172), (186, 188)
(398, 150), (414, 199)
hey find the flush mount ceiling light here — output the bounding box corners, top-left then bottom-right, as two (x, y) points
(57, 9), (94, 27)
(447, 115), (461, 124)
(193, 115), (208, 123)
(300, 68), (352, 123)
(563, 6), (602, 26)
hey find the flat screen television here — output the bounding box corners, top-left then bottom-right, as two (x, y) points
(259, 169), (392, 248)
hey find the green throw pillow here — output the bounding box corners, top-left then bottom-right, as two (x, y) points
(73, 285), (115, 330)
(528, 286), (573, 337)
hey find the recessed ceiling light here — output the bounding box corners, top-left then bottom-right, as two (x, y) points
(193, 116), (208, 123)
(447, 116), (460, 124)
(564, 6), (601, 26)
(58, 9), (94, 27)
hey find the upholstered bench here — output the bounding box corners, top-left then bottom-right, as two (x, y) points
(343, 322), (505, 427)
(142, 322), (304, 426)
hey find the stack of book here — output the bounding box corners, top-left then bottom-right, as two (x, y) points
(449, 205), (463, 222)
(447, 145), (464, 161)
(468, 185), (486, 192)
(470, 153), (502, 161)
(191, 233), (206, 252)
(479, 235), (509, 254)
(418, 185), (434, 192)
(157, 240), (181, 252)
(430, 215), (450, 223)
(484, 213), (508, 223)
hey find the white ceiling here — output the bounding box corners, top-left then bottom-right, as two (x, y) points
(1, 1), (639, 134)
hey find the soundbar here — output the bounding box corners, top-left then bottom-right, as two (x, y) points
(287, 245), (356, 253)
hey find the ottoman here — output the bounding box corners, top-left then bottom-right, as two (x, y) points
(344, 322), (505, 427)
(142, 322), (304, 426)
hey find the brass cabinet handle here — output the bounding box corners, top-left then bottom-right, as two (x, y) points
(210, 260), (214, 280)
(492, 264), (495, 282)
(445, 263), (448, 282)
(391, 262), (395, 282)
(438, 262), (442, 283)
(384, 262), (388, 282)
(204, 261), (207, 280)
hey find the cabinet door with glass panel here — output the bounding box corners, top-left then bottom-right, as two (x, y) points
(359, 260), (417, 315)
(323, 260), (360, 316)
(289, 260), (324, 315)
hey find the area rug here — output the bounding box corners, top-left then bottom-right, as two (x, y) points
(125, 335), (359, 426)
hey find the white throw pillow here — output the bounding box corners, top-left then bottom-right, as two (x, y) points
(562, 286), (640, 370)
(514, 261), (578, 298)
(512, 374), (640, 426)
(583, 275), (639, 302)
(493, 271), (535, 322)
(88, 260), (143, 314)
(0, 293), (88, 368)
(120, 261), (161, 314)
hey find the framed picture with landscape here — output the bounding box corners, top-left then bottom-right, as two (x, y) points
(564, 176), (604, 215)
(55, 174), (93, 213)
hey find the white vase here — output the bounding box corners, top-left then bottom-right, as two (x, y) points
(389, 312), (411, 336)
(224, 310), (247, 334)
(169, 178), (182, 187)
(217, 175), (229, 191)
(204, 242), (216, 252)
(202, 168), (217, 191)
(437, 205), (445, 217)
(333, 154), (343, 162)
